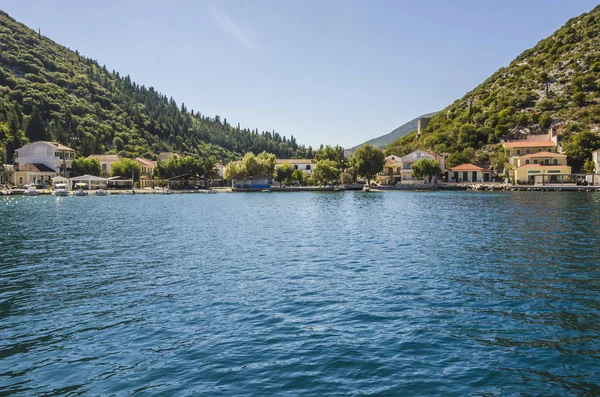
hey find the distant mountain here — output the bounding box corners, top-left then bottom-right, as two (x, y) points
(0, 10), (312, 164)
(345, 112), (438, 156)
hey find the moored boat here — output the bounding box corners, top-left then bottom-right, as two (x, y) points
(74, 188), (88, 196)
(54, 183), (69, 197)
(95, 189), (108, 196)
(24, 185), (38, 196)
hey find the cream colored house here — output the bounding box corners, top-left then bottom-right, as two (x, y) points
(275, 159), (314, 175)
(503, 140), (557, 166)
(87, 154), (120, 176)
(13, 163), (57, 187)
(513, 152), (571, 185)
(136, 157), (157, 175)
(13, 141), (75, 187)
(399, 150), (444, 183)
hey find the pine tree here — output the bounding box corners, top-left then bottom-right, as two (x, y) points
(25, 107), (47, 142)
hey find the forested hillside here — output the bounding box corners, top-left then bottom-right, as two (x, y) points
(0, 10), (313, 164)
(386, 5), (600, 171)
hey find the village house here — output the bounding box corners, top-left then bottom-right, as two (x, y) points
(87, 154), (120, 176)
(503, 140), (558, 166)
(512, 152), (572, 185)
(135, 157), (157, 175)
(275, 159), (314, 175)
(12, 141), (75, 187)
(399, 150), (444, 183)
(379, 155), (402, 185)
(449, 163), (494, 183)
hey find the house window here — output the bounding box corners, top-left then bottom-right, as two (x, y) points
(19, 177), (23, 184)
(553, 159), (558, 165)
(306, 165), (311, 170)
(548, 148), (552, 153)
(538, 148), (543, 153)
(525, 149), (531, 154)
(293, 165), (298, 170)
(544, 159), (549, 165)
(534, 159), (538, 164)
(516, 149), (521, 155)
(525, 160), (530, 165)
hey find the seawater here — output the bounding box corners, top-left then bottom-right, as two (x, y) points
(1, 191), (599, 396)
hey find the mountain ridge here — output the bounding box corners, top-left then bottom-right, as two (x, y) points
(345, 111), (438, 156)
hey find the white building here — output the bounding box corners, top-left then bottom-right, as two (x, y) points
(12, 141), (75, 187)
(87, 154), (120, 176)
(275, 159), (314, 175)
(399, 150), (443, 183)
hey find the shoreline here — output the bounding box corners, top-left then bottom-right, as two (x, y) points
(3, 184), (600, 196)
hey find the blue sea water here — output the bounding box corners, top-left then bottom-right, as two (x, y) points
(0, 191), (599, 396)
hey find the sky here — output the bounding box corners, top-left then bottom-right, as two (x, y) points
(1, 0), (598, 149)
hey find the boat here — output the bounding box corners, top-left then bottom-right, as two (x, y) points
(154, 187), (171, 195)
(24, 185), (38, 196)
(74, 188), (88, 196)
(261, 189), (271, 193)
(120, 190), (135, 195)
(54, 183), (69, 197)
(0, 187), (11, 196)
(95, 189), (108, 196)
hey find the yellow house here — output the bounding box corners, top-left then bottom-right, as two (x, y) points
(135, 157), (157, 175)
(513, 152), (571, 185)
(503, 140), (557, 166)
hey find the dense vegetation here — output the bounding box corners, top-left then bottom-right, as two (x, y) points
(386, 5), (600, 172)
(0, 10), (313, 166)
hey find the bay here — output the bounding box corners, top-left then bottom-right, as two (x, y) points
(1, 191), (599, 396)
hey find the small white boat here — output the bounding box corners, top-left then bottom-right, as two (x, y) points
(24, 185), (38, 196)
(154, 187), (171, 195)
(120, 190), (135, 195)
(95, 189), (108, 196)
(54, 183), (69, 197)
(261, 189), (271, 193)
(74, 188), (88, 197)
(0, 188), (11, 196)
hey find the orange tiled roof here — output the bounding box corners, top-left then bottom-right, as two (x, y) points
(517, 152), (566, 159)
(503, 141), (556, 148)
(450, 163), (490, 172)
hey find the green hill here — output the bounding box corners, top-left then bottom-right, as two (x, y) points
(386, 5), (600, 171)
(0, 10), (313, 164)
(345, 111), (437, 156)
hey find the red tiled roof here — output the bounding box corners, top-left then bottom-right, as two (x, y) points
(450, 163), (490, 172)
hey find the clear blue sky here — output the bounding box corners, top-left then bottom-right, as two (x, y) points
(2, 0), (598, 149)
